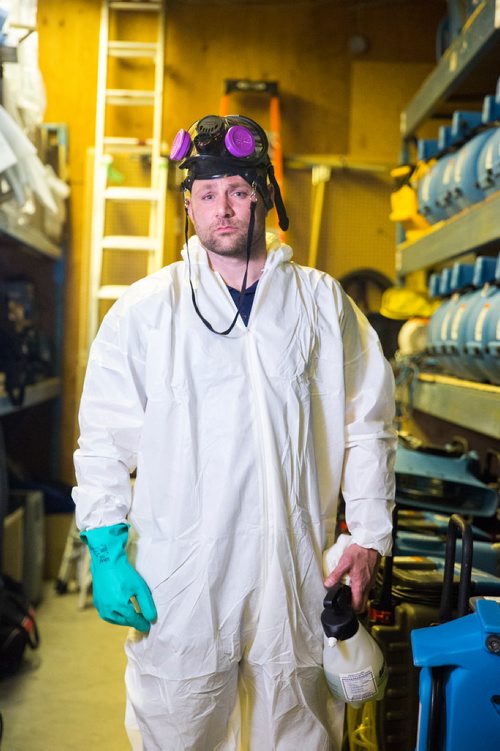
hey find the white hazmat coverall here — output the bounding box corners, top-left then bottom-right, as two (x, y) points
(73, 234), (396, 751)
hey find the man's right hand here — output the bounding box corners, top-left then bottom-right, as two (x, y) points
(324, 543), (380, 613)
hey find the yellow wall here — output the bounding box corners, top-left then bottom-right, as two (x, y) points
(37, 0), (446, 482)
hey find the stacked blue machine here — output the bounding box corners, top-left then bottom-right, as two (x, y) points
(412, 598), (500, 751)
(410, 515), (500, 751)
(426, 254), (500, 385)
(395, 510), (500, 578)
(382, 424), (500, 751)
(416, 76), (500, 224)
(395, 441), (500, 581)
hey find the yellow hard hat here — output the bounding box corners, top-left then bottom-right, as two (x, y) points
(380, 286), (440, 320)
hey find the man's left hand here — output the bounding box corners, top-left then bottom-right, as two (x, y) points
(323, 544), (380, 613)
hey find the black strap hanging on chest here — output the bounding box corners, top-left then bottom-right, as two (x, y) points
(185, 199), (257, 336)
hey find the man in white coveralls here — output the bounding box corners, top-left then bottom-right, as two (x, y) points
(73, 114), (396, 750)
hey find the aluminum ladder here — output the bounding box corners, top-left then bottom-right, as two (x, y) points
(67, 1), (167, 608)
(87, 0), (167, 349)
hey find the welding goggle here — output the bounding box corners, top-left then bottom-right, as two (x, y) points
(171, 114), (269, 169)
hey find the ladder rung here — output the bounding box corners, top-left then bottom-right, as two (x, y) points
(109, 2), (162, 11)
(97, 285), (129, 301)
(104, 186), (160, 201)
(108, 41), (158, 58)
(102, 235), (159, 251)
(103, 137), (154, 154)
(106, 89), (155, 106)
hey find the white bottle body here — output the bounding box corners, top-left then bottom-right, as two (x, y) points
(323, 621), (387, 708)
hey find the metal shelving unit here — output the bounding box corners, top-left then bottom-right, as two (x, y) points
(0, 215), (64, 417)
(0, 210), (65, 475)
(396, 190), (500, 275)
(404, 374), (500, 440)
(0, 208), (63, 260)
(0, 377), (61, 417)
(400, 0), (500, 138)
(397, 0), (500, 437)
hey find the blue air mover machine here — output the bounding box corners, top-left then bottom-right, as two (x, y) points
(426, 257), (499, 381)
(477, 126), (500, 197)
(417, 139), (439, 162)
(435, 113), (484, 219)
(412, 515), (500, 751)
(482, 76), (500, 124)
(395, 439), (499, 518)
(476, 253), (500, 386)
(460, 254), (499, 384)
(427, 268), (452, 358)
(450, 110), (483, 142)
(396, 508), (491, 541)
(443, 255), (498, 381)
(395, 508), (498, 575)
(395, 532), (500, 578)
(426, 273), (442, 355)
(417, 128), (457, 225)
(387, 550), (500, 603)
(367, 504), (499, 751)
(438, 262), (475, 376)
(450, 128), (491, 212)
(428, 273), (441, 301)
(418, 113), (485, 224)
(424, 273), (442, 364)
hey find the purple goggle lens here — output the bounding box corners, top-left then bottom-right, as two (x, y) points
(224, 125), (256, 158)
(171, 121), (257, 162)
(170, 129), (191, 161)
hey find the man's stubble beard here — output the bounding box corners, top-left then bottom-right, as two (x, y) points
(191, 201), (267, 259)
(198, 225), (249, 258)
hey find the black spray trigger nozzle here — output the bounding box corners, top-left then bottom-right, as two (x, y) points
(323, 583), (353, 613)
(321, 583), (359, 641)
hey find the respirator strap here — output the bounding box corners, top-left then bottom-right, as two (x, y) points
(185, 199), (256, 336)
(268, 164), (289, 232)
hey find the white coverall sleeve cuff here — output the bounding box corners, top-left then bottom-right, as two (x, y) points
(348, 531), (393, 557)
(322, 531), (392, 579)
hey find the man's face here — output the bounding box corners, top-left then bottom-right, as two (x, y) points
(187, 175), (267, 258)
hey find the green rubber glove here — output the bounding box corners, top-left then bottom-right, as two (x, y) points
(80, 523), (157, 632)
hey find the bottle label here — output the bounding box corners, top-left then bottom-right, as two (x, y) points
(339, 668), (378, 703)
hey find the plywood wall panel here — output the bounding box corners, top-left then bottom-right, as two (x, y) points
(349, 61), (435, 164)
(162, 1), (353, 154)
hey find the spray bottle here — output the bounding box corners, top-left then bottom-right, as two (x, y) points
(321, 583), (387, 708)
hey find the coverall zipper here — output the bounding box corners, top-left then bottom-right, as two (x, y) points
(245, 330), (274, 603)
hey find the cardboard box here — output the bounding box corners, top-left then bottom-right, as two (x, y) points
(43, 512), (73, 580)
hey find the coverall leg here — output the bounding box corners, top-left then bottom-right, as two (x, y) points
(125, 657), (239, 750)
(125, 638), (344, 750)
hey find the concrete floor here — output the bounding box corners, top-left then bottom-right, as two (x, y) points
(0, 582), (130, 750)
